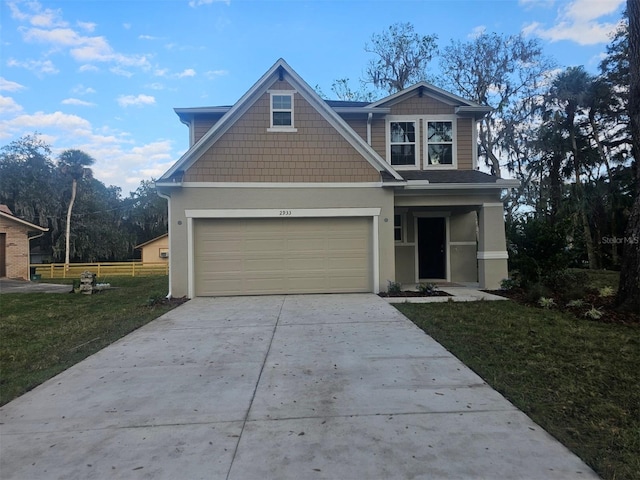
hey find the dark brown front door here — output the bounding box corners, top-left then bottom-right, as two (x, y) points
(417, 217), (446, 279)
(0, 233), (6, 277)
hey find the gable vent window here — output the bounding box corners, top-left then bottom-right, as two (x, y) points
(268, 92), (297, 132)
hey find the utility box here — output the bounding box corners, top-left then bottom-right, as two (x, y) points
(79, 271), (96, 295)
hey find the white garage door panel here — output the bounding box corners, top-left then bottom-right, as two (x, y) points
(194, 217), (372, 296)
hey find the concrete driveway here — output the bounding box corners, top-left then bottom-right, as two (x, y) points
(0, 294), (598, 479)
(0, 278), (71, 294)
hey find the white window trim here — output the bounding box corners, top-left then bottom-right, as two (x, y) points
(386, 116), (420, 170)
(423, 115), (457, 170)
(394, 212), (405, 244)
(267, 90), (297, 132)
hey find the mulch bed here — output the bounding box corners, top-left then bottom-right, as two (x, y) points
(379, 290), (452, 298)
(485, 289), (639, 325)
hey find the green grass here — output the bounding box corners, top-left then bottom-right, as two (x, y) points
(571, 268), (620, 291)
(395, 300), (639, 480)
(0, 276), (180, 406)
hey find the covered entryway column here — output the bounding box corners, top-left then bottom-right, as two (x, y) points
(477, 202), (509, 289)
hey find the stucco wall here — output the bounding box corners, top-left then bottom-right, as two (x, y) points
(162, 186), (396, 298)
(140, 236), (169, 263)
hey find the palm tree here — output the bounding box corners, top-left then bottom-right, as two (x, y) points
(548, 66), (599, 269)
(58, 149), (95, 270)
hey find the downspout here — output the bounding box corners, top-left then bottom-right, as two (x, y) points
(28, 231), (46, 280)
(366, 112), (373, 145)
(156, 190), (172, 299)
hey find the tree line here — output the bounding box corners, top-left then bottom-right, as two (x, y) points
(318, 11), (637, 310)
(0, 134), (168, 264)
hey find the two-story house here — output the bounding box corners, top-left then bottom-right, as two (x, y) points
(157, 59), (518, 298)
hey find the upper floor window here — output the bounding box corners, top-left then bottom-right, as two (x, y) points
(386, 115), (457, 169)
(389, 121), (418, 167)
(426, 121), (453, 165)
(268, 91), (297, 132)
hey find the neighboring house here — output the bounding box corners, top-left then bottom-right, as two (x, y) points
(136, 233), (169, 263)
(157, 59), (518, 298)
(0, 205), (48, 280)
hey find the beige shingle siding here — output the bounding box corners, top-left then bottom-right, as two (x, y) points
(456, 118), (473, 170)
(185, 87), (381, 183)
(194, 116), (222, 144)
(390, 95), (455, 115)
(343, 118), (367, 142)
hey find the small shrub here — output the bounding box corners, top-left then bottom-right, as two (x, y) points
(500, 278), (519, 291)
(525, 283), (552, 303)
(538, 297), (556, 309)
(418, 282), (438, 294)
(566, 299), (585, 308)
(598, 286), (615, 297)
(584, 306), (604, 320)
(541, 269), (588, 301)
(387, 280), (402, 294)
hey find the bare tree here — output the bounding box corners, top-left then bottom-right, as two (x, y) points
(439, 32), (555, 177)
(364, 22), (438, 94)
(617, 0), (640, 311)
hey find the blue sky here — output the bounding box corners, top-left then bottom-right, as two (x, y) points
(0, 0), (626, 195)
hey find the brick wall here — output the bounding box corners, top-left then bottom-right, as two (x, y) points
(0, 217), (32, 280)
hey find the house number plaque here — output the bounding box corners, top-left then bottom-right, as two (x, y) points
(279, 210), (292, 216)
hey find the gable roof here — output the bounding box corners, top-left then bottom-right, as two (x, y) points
(368, 82), (492, 117)
(135, 233), (168, 249)
(0, 205), (48, 232)
(159, 58), (404, 183)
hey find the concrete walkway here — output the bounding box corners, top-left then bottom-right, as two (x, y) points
(0, 294), (598, 479)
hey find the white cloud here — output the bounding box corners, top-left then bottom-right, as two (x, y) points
(0, 95), (23, 114)
(189, 0), (231, 7)
(77, 21), (97, 32)
(468, 26), (486, 39)
(148, 82), (165, 90)
(154, 68), (169, 77)
(6, 58), (59, 75)
(0, 77), (26, 92)
(177, 68), (196, 78)
(523, 0), (625, 45)
(205, 69), (229, 79)
(109, 66), (134, 77)
(8, 1), (67, 27)
(1, 110), (91, 133)
(61, 98), (95, 107)
(139, 34), (162, 40)
(72, 84), (96, 95)
(117, 94), (156, 107)
(78, 64), (99, 72)
(123, 23), (132, 30)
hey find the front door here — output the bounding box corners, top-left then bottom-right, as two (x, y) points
(417, 217), (446, 279)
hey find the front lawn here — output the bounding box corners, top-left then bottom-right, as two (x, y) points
(395, 301), (639, 480)
(0, 276), (183, 406)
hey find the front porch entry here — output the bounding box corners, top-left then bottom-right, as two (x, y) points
(417, 217), (446, 280)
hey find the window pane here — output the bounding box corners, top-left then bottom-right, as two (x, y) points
(391, 145), (415, 165)
(394, 214), (402, 227)
(394, 214), (402, 241)
(428, 145), (453, 165)
(273, 111), (292, 126)
(428, 122), (453, 143)
(394, 228), (402, 241)
(272, 95), (291, 109)
(390, 122), (415, 143)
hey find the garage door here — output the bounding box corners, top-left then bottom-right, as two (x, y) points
(194, 217), (372, 296)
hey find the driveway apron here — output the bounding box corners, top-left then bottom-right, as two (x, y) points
(0, 294), (599, 479)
